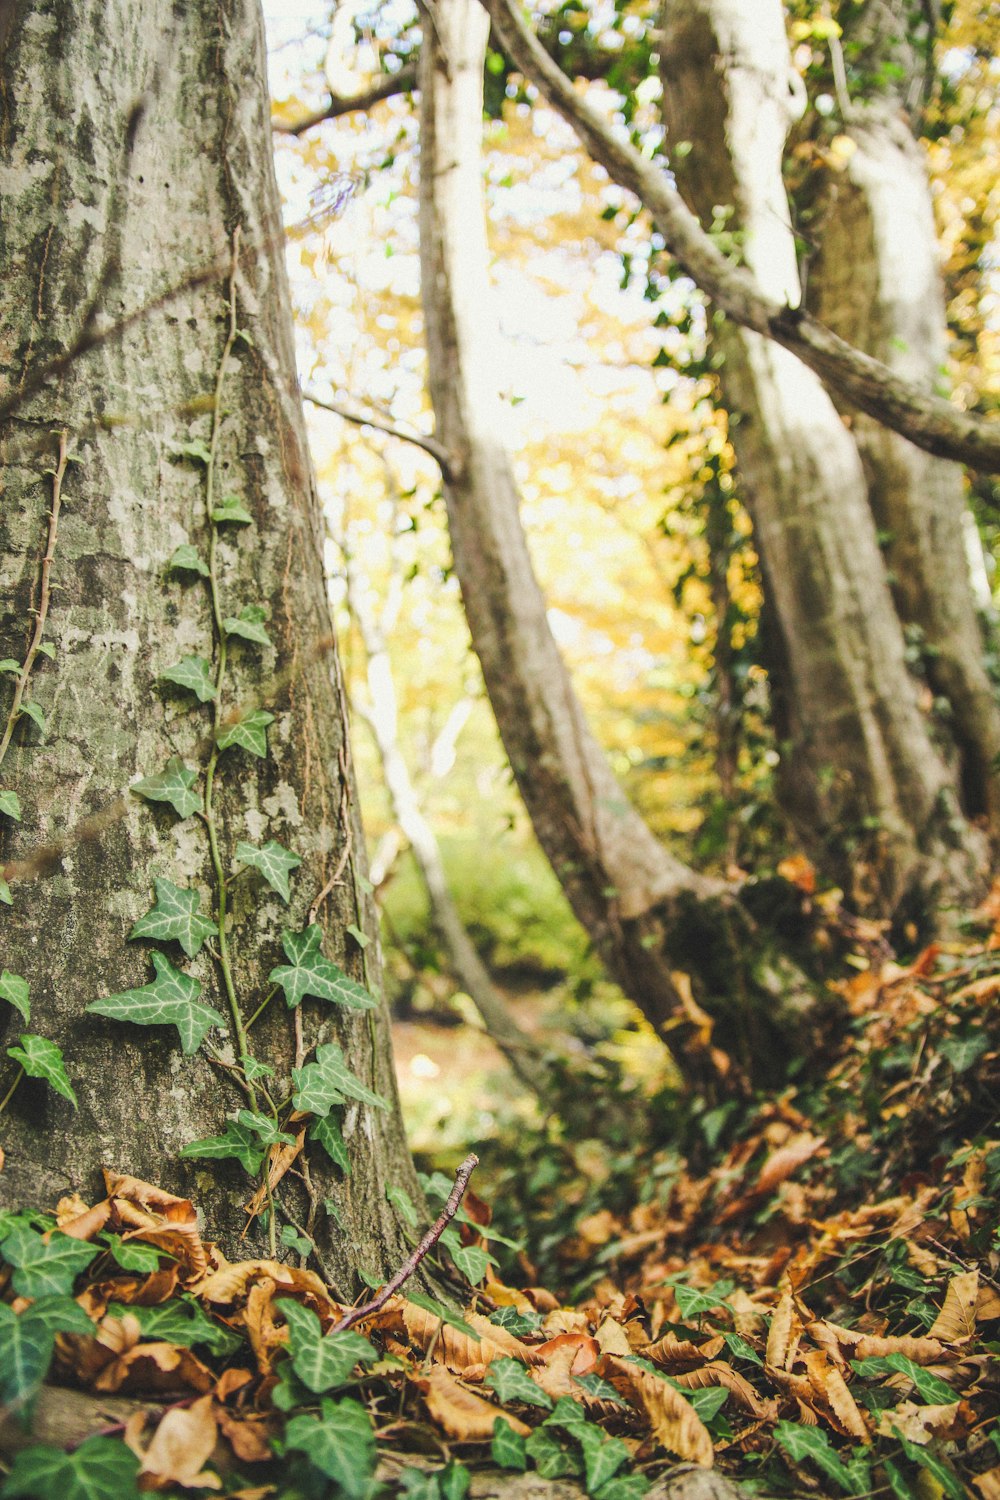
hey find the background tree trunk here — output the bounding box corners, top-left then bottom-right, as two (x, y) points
(658, 0), (987, 917)
(0, 0), (418, 1282)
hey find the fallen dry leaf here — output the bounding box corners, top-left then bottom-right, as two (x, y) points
(397, 1301), (539, 1370)
(604, 1356), (714, 1467)
(243, 1130), (306, 1220)
(929, 1270), (979, 1343)
(674, 1361), (775, 1420)
(974, 1466), (1000, 1500)
(804, 1351), (870, 1441)
(94, 1342), (216, 1395)
(875, 1399), (970, 1445)
(418, 1365), (529, 1442)
(765, 1291), (802, 1372)
(641, 1333), (725, 1370)
(125, 1393), (220, 1490)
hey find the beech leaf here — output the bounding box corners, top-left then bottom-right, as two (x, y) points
(129, 877), (216, 957)
(87, 952), (223, 1054)
(6, 1035), (77, 1107)
(270, 924), (377, 1010)
(235, 839), (301, 903)
(159, 654), (216, 703)
(131, 758), (202, 820)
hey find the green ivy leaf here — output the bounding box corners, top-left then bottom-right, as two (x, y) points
(279, 1300), (377, 1394)
(0, 971), (30, 1024)
(131, 758), (202, 819)
(488, 1305), (543, 1337)
(283, 1397), (375, 1500)
(591, 1477), (649, 1500)
(223, 604), (271, 647)
(211, 494), (253, 525)
(166, 543), (210, 578)
(404, 1289), (481, 1340)
(235, 840), (301, 903)
(105, 1296), (241, 1357)
(852, 1354), (956, 1405)
(0, 658), (21, 673)
(101, 1237), (164, 1272)
(242, 1056), (275, 1082)
(6, 1035), (77, 1107)
(0, 1304), (56, 1414)
(216, 707), (273, 759)
(0, 879), (12, 905)
(575, 1426), (630, 1496)
(890, 1430), (964, 1500)
(18, 701), (45, 734)
(0, 790), (22, 820)
(178, 1117), (264, 1176)
(0, 1227), (99, 1299)
(159, 654), (216, 703)
(87, 952), (223, 1055)
(439, 1226), (494, 1286)
(270, 925), (377, 1011)
(485, 1357), (553, 1410)
(938, 1032), (989, 1074)
(280, 1224), (314, 1258)
(525, 1428), (578, 1480)
(0, 1434), (141, 1499)
(20, 1296), (95, 1338)
(35, 641), (56, 660)
(386, 1183), (419, 1226)
(723, 1331), (764, 1366)
(129, 878), (216, 958)
(292, 1043), (387, 1116)
(309, 1113), (351, 1172)
(171, 437), (212, 465)
(345, 923), (371, 949)
(773, 1421), (865, 1495)
(491, 1418), (528, 1471)
(237, 1109), (296, 1148)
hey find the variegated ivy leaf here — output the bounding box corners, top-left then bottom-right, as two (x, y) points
(0, 1226), (99, 1299)
(269, 925), (377, 1011)
(0, 790), (22, 820)
(292, 1043), (387, 1116)
(1, 1434), (142, 1500)
(223, 604), (272, 647)
(179, 1117), (264, 1176)
(279, 1300), (377, 1394)
(283, 1397), (375, 1500)
(159, 654), (216, 703)
(7, 1035), (77, 1108)
(167, 543), (210, 578)
(235, 840), (301, 903)
(309, 1113), (350, 1172)
(131, 758), (202, 819)
(129, 877), (216, 958)
(0, 970), (30, 1023)
(18, 700), (45, 734)
(211, 494), (253, 525)
(216, 708), (273, 759)
(236, 1109), (296, 1149)
(86, 952), (223, 1055)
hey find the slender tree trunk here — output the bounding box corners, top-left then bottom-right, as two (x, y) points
(344, 554), (555, 1099)
(0, 0), (418, 1281)
(418, 0), (820, 1090)
(658, 0), (986, 917)
(802, 0), (1000, 834)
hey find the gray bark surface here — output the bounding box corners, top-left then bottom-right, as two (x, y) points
(658, 0), (986, 914)
(0, 0), (419, 1280)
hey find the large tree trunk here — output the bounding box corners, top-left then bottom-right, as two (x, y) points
(418, 0), (819, 1089)
(657, 0), (986, 917)
(802, 0), (1000, 835)
(0, 0), (418, 1283)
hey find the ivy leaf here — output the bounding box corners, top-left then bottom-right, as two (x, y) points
(283, 1397), (375, 1500)
(129, 878), (216, 958)
(485, 1357), (553, 1410)
(0, 1226), (99, 1299)
(211, 494), (253, 525)
(280, 1224), (314, 1258)
(159, 654), (216, 703)
(0, 658), (21, 673)
(7, 1035), (77, 1108)
(0, 1434), (141, 1499)
(171, 437), (212, 465)
(573, 1373), (629, 1406)
(575, 1426), (630, 1496)
(890, 1430), (965, 1500)
(491, 1418), (528, 1471)
(0, 1304), (56, 1414)
(852, 1354), (956, 1404)
(0, 971), (30, 1024)
(440, 1226), (494, 1286)
(270, 925), (377, 1011)
(235, 840), (301, 903)
(166, 543), (210, 578)
(0, 789), (22, 820)
(280, 1300), (377, 1394)
(216, 708), (273, 759)
(35, 640), (56, 660)
(131, 758), (201, 819)
(386, 1183), (419, 1227)
(310, 1113), (351, 1172)
(938, 1032), (989, 1074)
(345, 923), (371, 949)
(178, 1117), (264, 1176)
(18, 701), (45, 735)
(488, 1305), (543, 1338)
(19, 1296), (95, 1338)
(86, 952), (223, 1055)
(404, 1289), (481, 1340)
(525, 1429), (578, 1480)
(105, 1296), (241, 1357)
(101, 1236), (163, 1273)
(242, 1056), (275, 1082)
(591, 1478), (649, 1500)
(236, 1109), (296, 1148)
(773, 1422), (864, 1495)
(223, 604), (272, 647)
(0, 879), (12, 905)
(292, 1043), (387, 1116)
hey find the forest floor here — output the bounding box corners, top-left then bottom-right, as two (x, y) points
(1, 899), (998, 1499)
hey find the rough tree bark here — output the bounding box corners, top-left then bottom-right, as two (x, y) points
(0, 0), (419, 1282)
(657, 0), (987, 914)
(418, 0), (819, 1089)
(802, 0), (1000, 833)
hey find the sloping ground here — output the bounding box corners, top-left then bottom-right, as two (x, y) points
(0, 907), (997, 1498)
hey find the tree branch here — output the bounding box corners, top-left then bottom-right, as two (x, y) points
(273, 64), (418, 135)
(304, 388), (454, 478)
(481, 0), (1000, 474)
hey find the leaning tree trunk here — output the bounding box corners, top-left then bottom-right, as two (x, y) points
(0, 0), (419, 1283)
(802, 0), (1000, 836)
(658, 0), (986, 918)
(418, 0), (822, 1090)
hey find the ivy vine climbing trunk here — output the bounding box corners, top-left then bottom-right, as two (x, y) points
(0, 0), (420, 1283)
(418, 0), (818, 1090)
